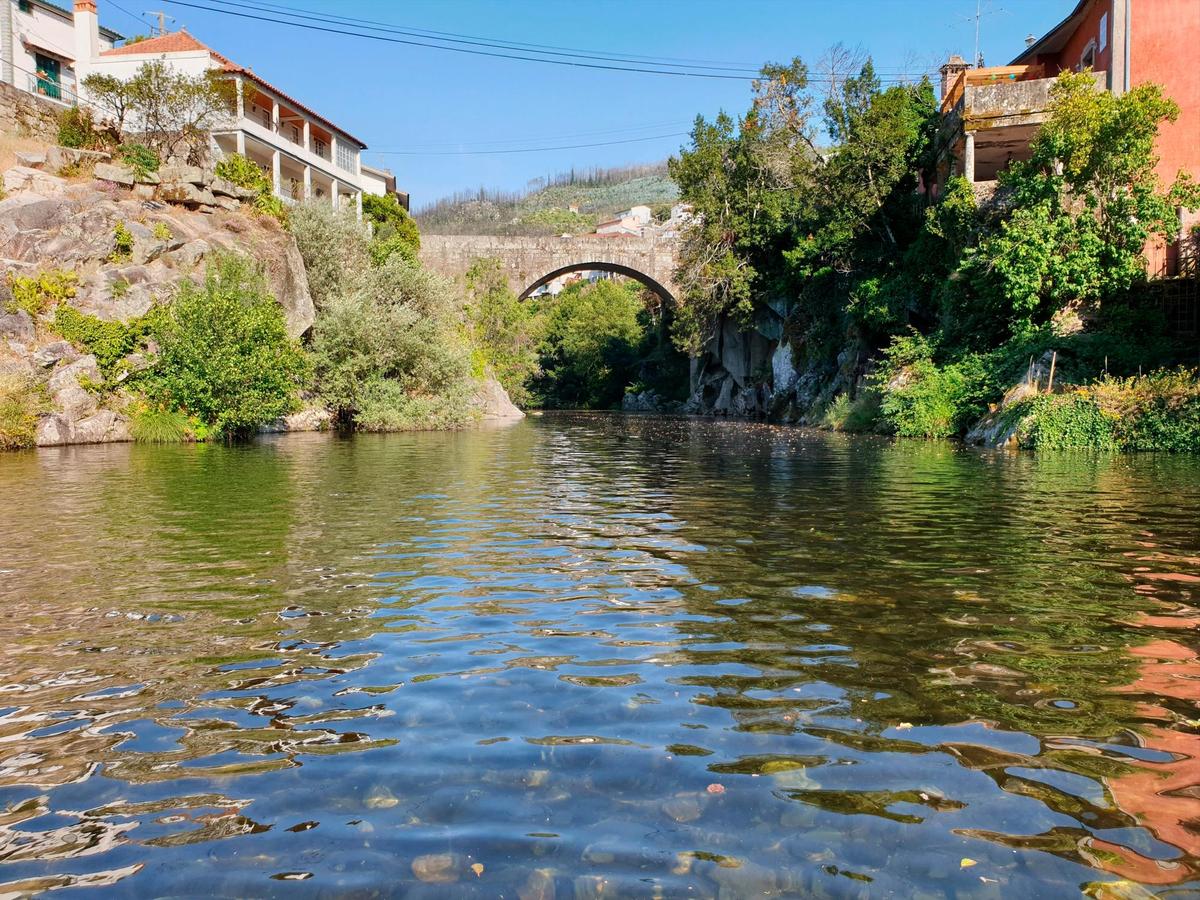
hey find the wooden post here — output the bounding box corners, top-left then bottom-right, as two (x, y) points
(1046, 351), (1057, 394)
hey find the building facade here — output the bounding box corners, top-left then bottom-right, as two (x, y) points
(0, 0), (121, 102)
(3, 0), (409, 215)
(937, 0), (1199, 274)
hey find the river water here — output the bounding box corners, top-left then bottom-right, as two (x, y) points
(0, 413), (1198, 898)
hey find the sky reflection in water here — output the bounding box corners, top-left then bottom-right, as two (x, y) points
(0, 414), (1197, 897)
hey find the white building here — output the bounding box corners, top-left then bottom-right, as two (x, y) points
(595, 204), (654, 237)
(0, 0), (122, 101)
(3, 0), (408, 215)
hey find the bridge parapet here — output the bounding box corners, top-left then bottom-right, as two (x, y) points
(419, 233), (680, 301)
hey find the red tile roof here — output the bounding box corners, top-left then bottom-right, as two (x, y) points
(99, 30), (367, 148)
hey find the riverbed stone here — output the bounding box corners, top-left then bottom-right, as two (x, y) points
(474, 377), (524, 420)
(411, 853), (461, 883)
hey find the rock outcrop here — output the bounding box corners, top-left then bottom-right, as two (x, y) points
(1, 147), (316, 447)
(473, 378), (525, 421)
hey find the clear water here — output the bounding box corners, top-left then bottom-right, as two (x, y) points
(0, 414), (1198, 897)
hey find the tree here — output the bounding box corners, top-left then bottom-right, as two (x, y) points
(84, 62), (235, 164)
(148, 254), (307, 436)
(363, 192), (421, 265)
(963, 72), (1200, 334)
(464, 258), (542, 407)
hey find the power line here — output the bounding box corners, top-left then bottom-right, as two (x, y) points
(160, 0), (759, 80)
(397, 121), (694, 151)
(199, 0), (762, 74)
(105, 0), (154, 31)
(370, 132), (691, 157)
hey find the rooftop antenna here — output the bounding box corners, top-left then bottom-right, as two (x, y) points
(957, 0), (1006, 68)
(143, 10), (176, 35)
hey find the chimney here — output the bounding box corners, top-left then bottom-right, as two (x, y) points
(1, 0), (13, 86)
(1025, 34), (1037, 48)
(938, 54), (970, 98)
(74, 0), (100, 95)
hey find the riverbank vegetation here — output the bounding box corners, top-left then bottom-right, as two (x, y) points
(671, 58), (1200, 449)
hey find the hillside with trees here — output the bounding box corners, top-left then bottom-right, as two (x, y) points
(416, 162), (678, 235)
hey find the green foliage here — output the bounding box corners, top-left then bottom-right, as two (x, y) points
(0, 374), (47, 450)
(1015, 394), (1118, 451)
(152, 221), (172, 241)
(214, 153), (287, 222)
(145, 254), (307, 436)
(56, 105), (104, 150)
(533, 279), (646, 409)
(117, 143), (160, 178)
(516, 207), (597, 234)
(293, 203), (475, 429)
(51, 302), (158, 379)
(7, 270), (77, 316)
(83, 62), (236, 164)
(128, 403), (205, 443)
(110, 221), (134, 263)
(464, 257), (541, 407)
(822, 389), (881, 432)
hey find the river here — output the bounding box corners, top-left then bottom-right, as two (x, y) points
(0, 414), (1198, 897)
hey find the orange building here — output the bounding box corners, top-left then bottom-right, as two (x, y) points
(938, 0), (1199, 274)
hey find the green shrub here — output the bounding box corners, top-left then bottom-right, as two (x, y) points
(117, 143), (160, 178)
(214, 153), (286, 222)
(293, 203), (475, 429)
(363, 193), (420, 256)
(0, 375), (47, 450)
(368, 232), (419, 267)
(129, 404), (205, 443)
(822, 390), (882, 432)
(52, 302), (157, 378)
(7, 270), (77, 316)
(1015, 394), (1119, 451)
(111, 279), (130, 299)
(110, 222), (134, 263)
(146, 254), (307, 436)
(57, 106), (100, 150)
(464, 257), (542, 407)
(152, 222), (173, 241)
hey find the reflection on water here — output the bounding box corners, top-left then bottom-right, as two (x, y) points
(0, 414), (1197, 897)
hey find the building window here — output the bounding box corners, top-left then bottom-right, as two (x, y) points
(1079, 40), (1096, 71)
(289, 124), (300, 144)
(18, 0), (33, 14)
(259, 107), (271, 129)
(313, 138), (328, 159)
(336, 141), (355, 172)
(1099, 12), (1108, 51)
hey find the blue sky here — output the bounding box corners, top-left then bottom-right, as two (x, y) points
(117, 0), (1077, 207)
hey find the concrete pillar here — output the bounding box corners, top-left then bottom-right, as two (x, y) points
(1111, 0), (1130, 95)
(355, 190), (363, 220)
(331, 184), (338, 209)
(302, 120), (310, 153)
(272, 148), (281, 196)
(963, 132), (976, 183)
(235, 77), (244, 119)
(303, 166), (311, 200)
(271, 98), (279, 133)
(72, 0), (99, 97)
(331, 134), (338, 169)
(236, 131), (245, 155)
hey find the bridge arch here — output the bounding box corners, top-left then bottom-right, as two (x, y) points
(520, 262), (676, 305)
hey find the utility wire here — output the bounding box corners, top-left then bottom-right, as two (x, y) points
(397, 120), (694, 151)
(199, 0), (762, 73)
(160, 0), (759, 80)
(106, 0), (155, 32)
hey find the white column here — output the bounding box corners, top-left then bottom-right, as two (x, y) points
(303, 165), (311, 200)
(236, 131), (245, 155)
(302, 120), (311, 153)
(271, 98), (279, 134)
(331, 183), (338, 209)
(330, 135), (338, 170)
(355, 190), (363, 220)
(272, 148), (281, 196)
(72, 0), (99, 96)
(963, 132), (976, 183)
(235, 76), (244, 119)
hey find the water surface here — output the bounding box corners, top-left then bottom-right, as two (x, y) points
(1, 414), (1198, 897)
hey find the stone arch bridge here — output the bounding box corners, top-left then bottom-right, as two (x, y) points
(419, 234), (680, 302)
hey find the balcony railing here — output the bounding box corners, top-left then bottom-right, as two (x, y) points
(27, 73), (73, 104)
(941, 64), (1048, 114)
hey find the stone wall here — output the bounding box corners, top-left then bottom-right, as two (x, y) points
(0, 81), (61, 140)
(420, 233), (679, 300)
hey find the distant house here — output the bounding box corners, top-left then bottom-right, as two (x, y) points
(936, 0), (1199, 274)
(360, 163), (410, 211)
(0, 0), (123, 101)
(596, 204), (653, 236)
